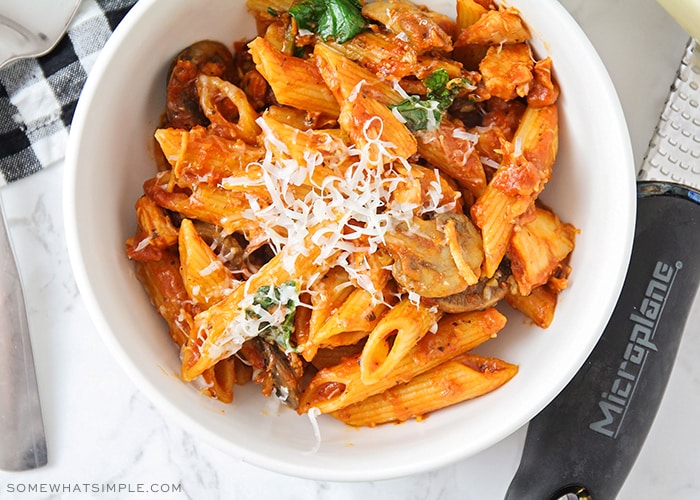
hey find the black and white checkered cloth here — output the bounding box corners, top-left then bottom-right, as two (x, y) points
(0, 0), (137, 185)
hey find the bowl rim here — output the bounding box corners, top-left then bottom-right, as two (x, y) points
(63, 0), (636, 481)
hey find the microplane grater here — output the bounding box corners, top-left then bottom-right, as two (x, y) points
(639, 38), (700, 187)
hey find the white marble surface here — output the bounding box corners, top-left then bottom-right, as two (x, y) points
(0, 0), (697, 498)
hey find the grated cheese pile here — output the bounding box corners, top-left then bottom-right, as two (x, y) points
(222, 115), (457, 296)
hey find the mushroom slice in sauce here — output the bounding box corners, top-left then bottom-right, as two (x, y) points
(384, 212), (484, 298)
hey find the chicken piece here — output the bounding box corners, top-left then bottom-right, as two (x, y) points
(384, 213), (484, 298)
(470, 97), (526, 169)
(362, 1), (453, 54)
(455, 6), (530, 46)
(479, 43), (534, 101)
(508, 206), (577, 296)
(528, 57), (560, 107)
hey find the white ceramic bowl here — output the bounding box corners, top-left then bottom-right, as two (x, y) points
(64, 0), (635, 481)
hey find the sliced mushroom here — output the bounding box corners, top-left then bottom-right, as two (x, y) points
(384, 212), (484, 298)
(165, 40), (236, 129)
(430, 265), (514, 313)
(190, 220), (244, 274)
(250, 337), (304, 410)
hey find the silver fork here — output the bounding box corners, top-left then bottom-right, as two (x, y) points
(0, 0), (82, 471)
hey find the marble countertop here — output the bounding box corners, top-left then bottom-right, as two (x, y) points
(1, 0), (697, 498)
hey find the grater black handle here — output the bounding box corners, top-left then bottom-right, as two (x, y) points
(506, 181), (700, 499)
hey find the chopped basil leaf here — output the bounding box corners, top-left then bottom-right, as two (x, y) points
(289, 0), (367, 43)
(246, 281), (299, 352)
(391, 96), (441, 132)
(390, 69), (469, 131)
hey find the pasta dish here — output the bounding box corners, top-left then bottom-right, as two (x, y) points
(125, 0), (576, 427)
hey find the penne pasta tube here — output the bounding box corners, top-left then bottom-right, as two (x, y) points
(144, 175), (269, 238)
(513, 104), (559, 174)
(416, 116), (486, 196)
(298, 307), (507, 414)
(135, 253), (194, 348)
(313, 43), (403, 105)
(206, 357), (236, 404)
(359, 300), (442, 385)
(301, 287), (390, 361)
(155, 126), (265, 187)
(332, 353), (518, 426)
(178, 218), (236, 308)
(456, 0), (488, 30)
(257, 112), (350, 177)
(327, 31), (417, 80)
(338, 92), (417, 160)
(306, 267), (353, 340)
(248, 37), (340, 117)
(471, 104), (558, 277)
(136, 254), (235, 403)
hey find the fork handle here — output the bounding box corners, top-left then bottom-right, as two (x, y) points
(0, 201), (47, 471)
(506, 181), (700, 499)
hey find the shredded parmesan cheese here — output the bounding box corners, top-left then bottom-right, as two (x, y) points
(133, 235), (152, 252)
(199, 261), (219, 277)
(302, 407), (323, 455)
(222, 115), (423, 300)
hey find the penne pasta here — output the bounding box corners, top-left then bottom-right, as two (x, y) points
(248, 37), (340, 117)
(456, 0), (489, 31)
(134, 253), (236, 403)
(298, 308), (507, 414)
(416, 116), (486, 196)
(513, 104), (559, 173)
(313, 43), (404, 105)
(471, 104), (559, 277)
(144, 173), (269, 238)
(338, 91), (418, 160)
(178, 218), (236, 308)
(333, 353), (518, 426)
(301, 287), (391, 361)
(196, 75), (261, 144)
(135, 252), (194, 348)
(359, 300), (442, 385)
(154, 126), (265, 188)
